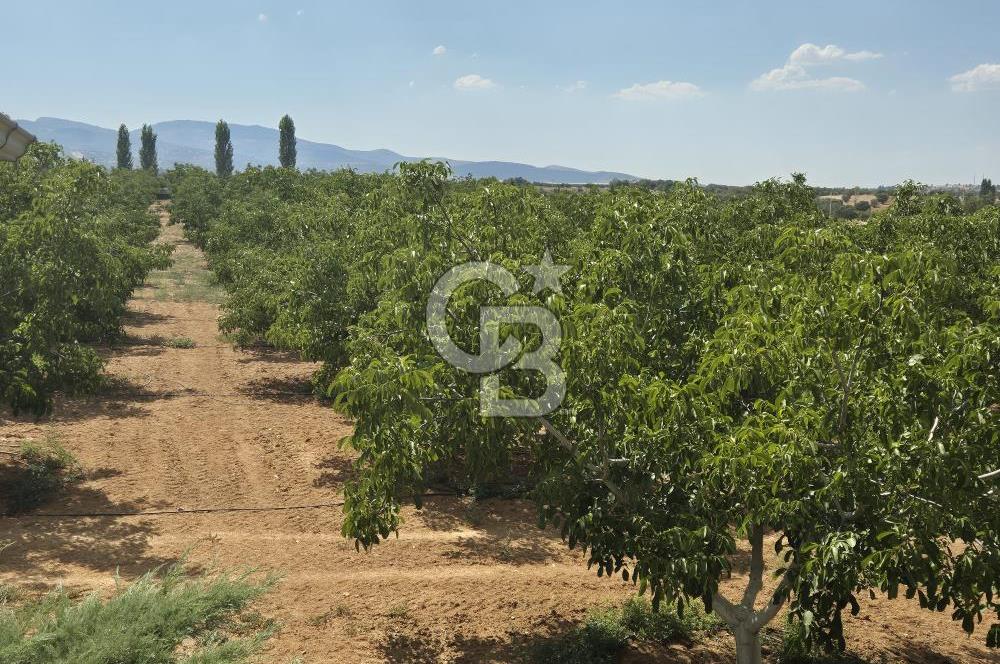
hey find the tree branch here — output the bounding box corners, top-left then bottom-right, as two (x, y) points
(434, 202), (481, 261)
(978, 468), (1000, 482)
(927, 416), (939, 443)
(750, 566), (795, 630)
(711, 591), (741, 625)
(741, 524), (765, 610)
(537, 416), (628, 504)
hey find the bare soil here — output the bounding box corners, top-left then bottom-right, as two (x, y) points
(0, 205), (996, 663)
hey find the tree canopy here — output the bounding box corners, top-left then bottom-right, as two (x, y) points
(116, 124), (133, 170)
(167, 164), (1000, 664)
(139, 124), (158, 174)
(278, 115), (296, 169)
(215, 120), (234, 178)
(1, 143), (167, 415)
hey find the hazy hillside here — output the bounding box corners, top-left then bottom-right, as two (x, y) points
(18, 117), (637, 184)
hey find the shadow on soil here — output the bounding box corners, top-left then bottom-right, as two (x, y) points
(0, 482), (179, 582)
(233, 346), (307, 365)
(120, 310), (174, 328)
(0, 369), (206, 426)
(237, 376), (319, 404)
(412, 497), (565, 566)
(379, 625), (980, 664)
(312, 455), (355, 488)
(378, 619), (578, 664)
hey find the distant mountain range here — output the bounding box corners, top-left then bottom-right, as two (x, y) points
(18, 117), (638, 184)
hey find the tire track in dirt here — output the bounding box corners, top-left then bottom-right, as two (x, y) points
(1, 203), (996, 664)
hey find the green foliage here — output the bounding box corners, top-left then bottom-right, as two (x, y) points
(278, 115), (296, 169)
(0, 143), (167, 415)
(779, 619), (864, 663)
(530, 619), (625, 664)
(166, 337), (197, 349)
(116, 124), (133, 170)
(0, 562), (275, 663)
(0, 437), (81, 514)
(603, 595), (720, 643)
(215, 120), (234, 178)
(167, 165), (223, 247)
(531, 596), (718, 663)
(139, 124), (158, 174)
(981, 177), (995, 200)
(170, 164), (1000, 663)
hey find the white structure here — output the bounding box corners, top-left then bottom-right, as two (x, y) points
(0, 113), (35, 161)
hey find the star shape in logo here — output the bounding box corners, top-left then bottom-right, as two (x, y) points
(523, 250), (570, 295)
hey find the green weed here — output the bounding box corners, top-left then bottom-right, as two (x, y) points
(0, 561), (276, 664)
(0, 437), (82, 514)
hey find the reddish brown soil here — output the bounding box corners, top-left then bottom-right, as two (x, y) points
(1, 205), (996, 663)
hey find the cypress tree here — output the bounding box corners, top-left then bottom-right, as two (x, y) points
(215, 120), (234, 177)
(139, 124), (158, 174)
(278, 115), (297, 168)
(116, 124), (133, 170)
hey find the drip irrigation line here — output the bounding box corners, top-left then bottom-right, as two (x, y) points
(103, 370), (322, 405)
(122, 317), (222, 322)
(3, 492), (460, 519)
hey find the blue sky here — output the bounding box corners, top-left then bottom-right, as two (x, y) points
(7, 0), (1000, 185)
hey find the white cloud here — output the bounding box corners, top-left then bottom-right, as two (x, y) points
(613, 80), (703, 100)
(949, 63), (1000, 92)
(789, 43), (882, 65)
(751, 64), (865, 92)
(454, 74), (496, 90)
(257, 12), (267, 22)
(559, 80), (588, 93)
(296, 9), (304, 16)
(408, 80), (415, 88)
(432, 45), (447, 56)
(752, 43), (879, 92)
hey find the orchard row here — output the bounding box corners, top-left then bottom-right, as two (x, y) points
(167, 162), (998, 660)
(1, 144), (168, 416)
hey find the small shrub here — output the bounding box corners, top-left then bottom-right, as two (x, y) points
(780, 619), (813, 662)
(0, 584), (20, 605)
(386, 603), (409, 619)
(0, 438), (82, 514)
(613, 595), (721, 642)
(0, 561), (276, 664)
(530, 596), (720, 663)
(778, 618), (863, 663)
(530, 616), (627, 664)
(166, 336), (197, 349)
(307, 603), (353, 627)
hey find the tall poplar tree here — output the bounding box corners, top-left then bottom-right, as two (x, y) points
(139, 124), (158, 174)
(278, 115), (296, 168)
(215, 120), (234, 177)
(116, 124), (133, 170)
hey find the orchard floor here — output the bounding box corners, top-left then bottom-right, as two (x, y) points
(1, 204), (996, 664)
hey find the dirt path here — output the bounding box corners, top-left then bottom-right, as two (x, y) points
(1, 204), (996, 663)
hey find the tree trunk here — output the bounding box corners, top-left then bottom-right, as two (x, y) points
(734, 624), (763, 664)
(715, 525), (783, 664)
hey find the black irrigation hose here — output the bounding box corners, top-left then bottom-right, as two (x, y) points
(4, 492), (460, 519)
